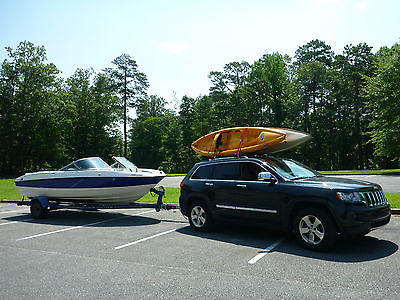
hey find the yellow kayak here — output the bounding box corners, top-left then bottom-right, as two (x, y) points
(191, 127), (286, 157)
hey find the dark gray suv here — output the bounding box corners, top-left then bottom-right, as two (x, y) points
(179, 156), (391, 251)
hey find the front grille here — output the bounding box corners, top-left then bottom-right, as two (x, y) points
(360, 190), (388, 208)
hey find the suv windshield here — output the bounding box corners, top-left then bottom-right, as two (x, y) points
(261, 157), (321, 180)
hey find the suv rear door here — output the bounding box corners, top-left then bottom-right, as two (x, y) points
(211, 162), (241, 218)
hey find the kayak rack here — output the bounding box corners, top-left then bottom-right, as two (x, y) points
(1, 186), (179, 219)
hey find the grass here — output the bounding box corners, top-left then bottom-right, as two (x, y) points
(139, 187), (180, 204)
(167, 174), (186, 177)
(320, 169), (400, 175)
(1, 179), (399, 208)
(0, 178), (21, 201)
(386, 193), (400, 209)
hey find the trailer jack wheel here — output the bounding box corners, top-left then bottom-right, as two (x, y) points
(30, 199), (48, 219)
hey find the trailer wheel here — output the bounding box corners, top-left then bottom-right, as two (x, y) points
(30, 199), (48, 219)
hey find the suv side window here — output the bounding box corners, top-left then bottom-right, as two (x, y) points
(239, 162), (266, 181)
(191, 165), (214, 179)
(212, 163), (239, 180)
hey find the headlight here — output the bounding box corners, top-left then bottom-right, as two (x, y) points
(336, 192), (365, 204)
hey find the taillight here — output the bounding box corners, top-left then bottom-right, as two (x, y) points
(180, 182), (184, 190)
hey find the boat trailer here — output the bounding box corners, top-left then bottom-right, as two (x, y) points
(1, 186), (179, 219)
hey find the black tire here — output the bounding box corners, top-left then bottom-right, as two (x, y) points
(30, 199), (48, 219)
(188, 201), (213, 231)
(294, 208), (337, 251)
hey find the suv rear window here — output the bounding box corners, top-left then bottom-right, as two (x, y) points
(212, 163), (239, 180)
(191, 165), (214, 179)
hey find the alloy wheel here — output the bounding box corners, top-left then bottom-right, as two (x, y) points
(190, 205), (206, 228)
(298, 215), (325, 245)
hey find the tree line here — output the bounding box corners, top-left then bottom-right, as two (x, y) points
(0, 40), (399, 176)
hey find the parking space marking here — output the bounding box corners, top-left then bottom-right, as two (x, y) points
(16, 210), (153, 241)
(0, 209), (29, 215)
(0, 218), (33, 226)
(248, 239), (284, 264)
(115, 225), (188, 250)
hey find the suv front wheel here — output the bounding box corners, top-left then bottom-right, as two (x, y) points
(188, 201), (213, 231)
(294, 208), (337, 251)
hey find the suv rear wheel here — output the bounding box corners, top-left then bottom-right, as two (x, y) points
(294, 208), (337, 251)
(188, 201), (213, 231)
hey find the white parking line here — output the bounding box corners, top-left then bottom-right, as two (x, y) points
(115, 225), (188, 250)
(16, 210), (153, 241)
(0, 218), (33, 226)
(248, 239), (284, 264)
(0, 209), (29, 215)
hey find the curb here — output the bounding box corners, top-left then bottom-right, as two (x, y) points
(391, 208), (400, 215)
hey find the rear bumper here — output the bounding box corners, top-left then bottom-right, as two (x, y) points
(339, 205), (391, 235)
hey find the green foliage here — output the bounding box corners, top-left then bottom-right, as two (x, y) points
(0, 41), (62, 174)
(105, 54), (149, 156)
(0, 41), (122, 175)
(1, 39), (400, 176)
(243, 52), (290, 126)
(63, 69), (121, 162)
(365, 44), (400, 162)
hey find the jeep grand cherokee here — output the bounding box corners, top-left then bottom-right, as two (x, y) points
(179, 156), (391, 251)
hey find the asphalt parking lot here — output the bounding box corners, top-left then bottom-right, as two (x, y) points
(1, 204), (399, 299)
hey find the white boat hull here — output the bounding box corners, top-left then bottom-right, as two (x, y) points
(15, 158), (166, 205)
(16, 184), (158, 205)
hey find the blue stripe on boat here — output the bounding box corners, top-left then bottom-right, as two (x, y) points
(15, 176), (164, 189)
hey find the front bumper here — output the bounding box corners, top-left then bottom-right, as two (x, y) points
(339, 204), (391, 235)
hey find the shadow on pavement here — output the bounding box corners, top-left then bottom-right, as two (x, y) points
(3, 210), (162, 227)
(177, 223), (398, 263)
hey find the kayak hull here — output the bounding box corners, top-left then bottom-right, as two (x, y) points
(191, 127), (311, 157)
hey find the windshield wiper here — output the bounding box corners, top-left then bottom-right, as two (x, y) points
(292, 175), (316, 180)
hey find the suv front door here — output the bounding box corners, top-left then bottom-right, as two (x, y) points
(229, 161), (282, 223)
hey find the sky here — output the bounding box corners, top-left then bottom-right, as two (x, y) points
(1, 0), (399, 107)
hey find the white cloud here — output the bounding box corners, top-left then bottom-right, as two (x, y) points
(159, 41), (187, 54)
(355, 0), (368, 9)
(312, 0), (342, 5)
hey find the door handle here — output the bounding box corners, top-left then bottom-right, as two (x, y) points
(205, 182), (214, 186)
(236, 184), (247, 188)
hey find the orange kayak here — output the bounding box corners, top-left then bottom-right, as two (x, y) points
(191, 127), (286, 157)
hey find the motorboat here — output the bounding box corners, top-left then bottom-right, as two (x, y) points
(15, 157), (166, 204)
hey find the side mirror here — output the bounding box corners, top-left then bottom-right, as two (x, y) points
(258, 172), (277, 184)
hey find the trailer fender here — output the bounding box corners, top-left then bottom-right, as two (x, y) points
(31, 196), (50, 209)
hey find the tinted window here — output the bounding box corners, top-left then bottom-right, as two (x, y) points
(239, 162), (265, 181)
(191, 165), (214, 179)
(212, 163), (239, 180)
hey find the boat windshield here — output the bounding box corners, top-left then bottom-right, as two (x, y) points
(111, 157), (138, 172)
(112, 157), (137, 168)
(59, 157), (111, 171)
(261, 157), (321, 180)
